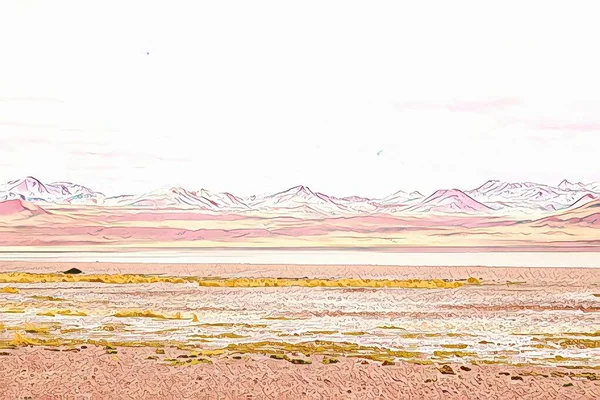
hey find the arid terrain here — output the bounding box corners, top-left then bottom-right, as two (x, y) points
(0, 176), (599, 251)
(1, 262), (599, 399)
(0, 198), (599, 250)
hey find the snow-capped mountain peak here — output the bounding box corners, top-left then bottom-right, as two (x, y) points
(380, 189), (424, 205)
(0, 176), (104, 203)
(558, 179), (585, 191)
(2, 176), (600, 216)
(407, 189), (493, 213)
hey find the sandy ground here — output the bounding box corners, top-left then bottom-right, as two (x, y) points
(1, 261), (599, 399)
(1, 346), (599, 399)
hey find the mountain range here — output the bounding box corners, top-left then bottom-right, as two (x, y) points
(1, 176), (599, 216)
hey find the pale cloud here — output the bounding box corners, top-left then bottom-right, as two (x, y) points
(0, 1), (599, 197)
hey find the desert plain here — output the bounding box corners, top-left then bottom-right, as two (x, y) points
(0, 261), (599, 399)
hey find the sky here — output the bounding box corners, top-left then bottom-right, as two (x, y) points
(1, 1), (600, 198)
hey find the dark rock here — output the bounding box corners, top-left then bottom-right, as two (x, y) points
(438, 365), (455, 375)
(63, 268), (83, 274)
(289, 358), (311, 364)
(460, 366), (472, 372)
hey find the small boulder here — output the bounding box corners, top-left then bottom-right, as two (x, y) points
(63, 268), (83, 275)
(438, 365), (455, 375)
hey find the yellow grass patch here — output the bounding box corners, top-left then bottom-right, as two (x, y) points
(56, 309), (88, 317)
(440, 344), (469, 349)
(165, 358), (212, 366)
(1, 286), (19, 294)
(196, 277), (472, 289)
(544, 338), (600, 348)
(561, 331), (600, 337)
(61, 328), (84, 334)
(262, 316), (301, 320)
(113, 310), (179, 319)
(0, 272), (188, 285)
(190, 333), (247, 339)
(433, 350), (476, 358)
(197, 323), (267, 329)
(30, 295), (65, 301)
(225, 340), (423, 362)
(378, 325), (404, 330)
(10, 332), (66, 347)
(0, 272), (478, 290)
(3, 309), (25, 314)
(37, 311), (56, 317)
(36, 309), (87, 317)
(199, 349), (226, 357)
(22, 323), (52, 335)
(398, 333), (420, 338)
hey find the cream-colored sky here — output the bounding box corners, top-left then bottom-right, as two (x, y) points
(1, 1), (599, 197)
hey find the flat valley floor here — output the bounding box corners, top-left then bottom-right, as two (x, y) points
(0, 261), (599, 399)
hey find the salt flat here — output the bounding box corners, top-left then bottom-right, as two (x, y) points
(0, 250), (599, 268)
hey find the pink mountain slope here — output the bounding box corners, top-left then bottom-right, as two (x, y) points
(531, 199), (600, 227)
(567, 193), (598, 209)
(0, 199), (47, 216)
(407, 189), (493, 213)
